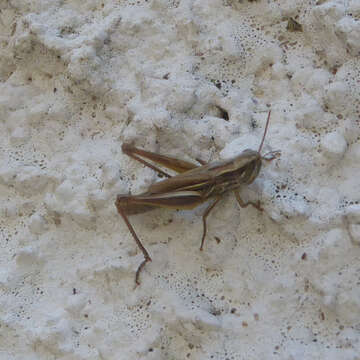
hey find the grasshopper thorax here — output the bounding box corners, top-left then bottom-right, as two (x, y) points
(233, 149), (262, 185)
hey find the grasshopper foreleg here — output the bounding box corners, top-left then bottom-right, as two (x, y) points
(234, 190), (263, 212)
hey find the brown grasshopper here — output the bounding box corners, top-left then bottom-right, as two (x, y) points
(116, 111), (278, 285)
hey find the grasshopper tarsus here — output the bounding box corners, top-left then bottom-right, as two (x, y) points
(256, 202), (264, 212)
(135, 257), (152, 286)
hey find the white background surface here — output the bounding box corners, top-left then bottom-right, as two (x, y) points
(1, 0), (360, 359)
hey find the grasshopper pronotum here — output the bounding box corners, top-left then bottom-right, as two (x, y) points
(116, 111), (278, 285)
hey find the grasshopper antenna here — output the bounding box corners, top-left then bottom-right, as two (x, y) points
(258, 110), (271, 153)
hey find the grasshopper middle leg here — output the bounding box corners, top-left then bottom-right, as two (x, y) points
(200, 196), (222, 250)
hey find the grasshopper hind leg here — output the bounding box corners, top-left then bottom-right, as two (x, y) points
(116, 197), (152, 286)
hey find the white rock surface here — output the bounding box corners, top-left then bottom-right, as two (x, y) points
(321, 131), (348, 159)
(1, 1), (360, 359)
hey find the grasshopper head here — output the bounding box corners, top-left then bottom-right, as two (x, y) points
(236, 110), (272, 184)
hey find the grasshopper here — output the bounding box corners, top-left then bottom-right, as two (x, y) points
(116, 111), (278, 285)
